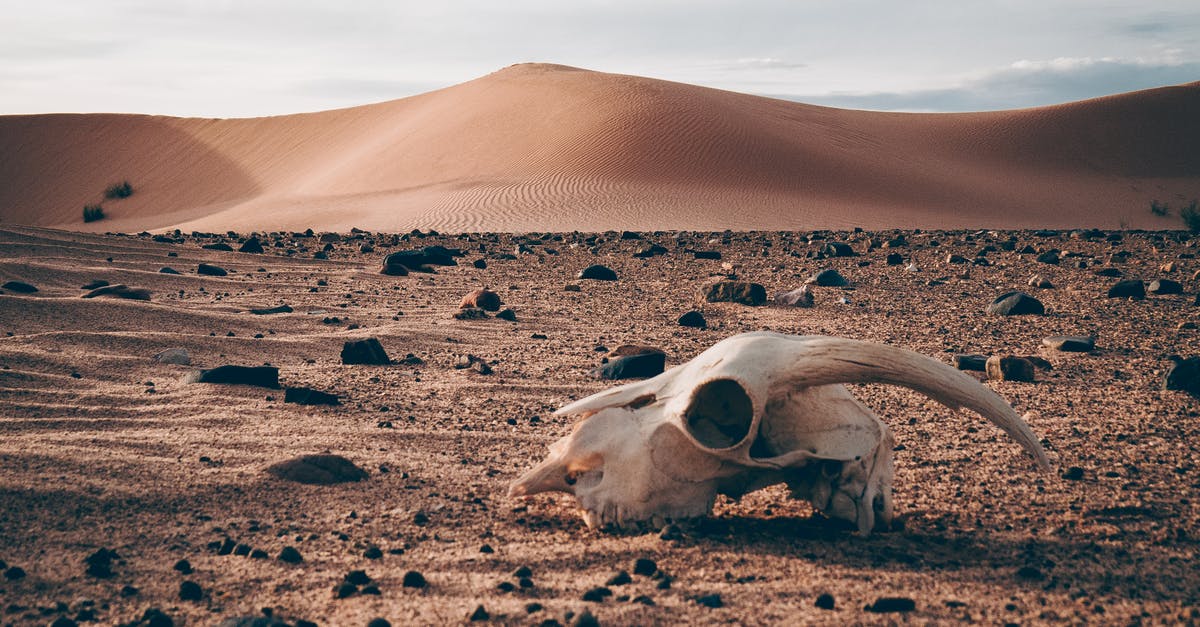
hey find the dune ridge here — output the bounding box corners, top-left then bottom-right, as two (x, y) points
(1, 63), (1197, 232)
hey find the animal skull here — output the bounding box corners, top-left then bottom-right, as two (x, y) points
(510, 332), (1050, 534)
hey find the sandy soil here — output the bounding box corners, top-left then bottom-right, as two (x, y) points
(1, 225), (1198, 625)
(1, 64), (1197, 234)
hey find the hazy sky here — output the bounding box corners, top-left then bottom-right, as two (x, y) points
(2, 1), (1197, 117)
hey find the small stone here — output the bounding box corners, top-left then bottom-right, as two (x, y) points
(141, 608), (173, 627)
(518, 577), (533, 589)
(413, 511), (430, 525)
(341, 338), (391, 365)
(468, 605), (489, 621)
(403, 570), (427, 588)
(1106, 280), (1145, 299)
(249, 304), (292, 315)
(632, 558), (657, 576)
(84, 548), (118, 578)
(659, 524), (682, 541)
(238, 238), (264, 253)
(513, 566), (533, 578)
(1035, 250), (1060, 264)
(572, 610), (600, 627)
(954, 354), (988, 371)
(578, 265), (618, 281)
(479, 544), (494, 554)
(154, 348), (191, 365)
(81, 279), (109, 289)
(582, 587), (612, 602)
(525, 602), (543, 614)
(704, 281), (766, 305)
(453, 307), (489, 320)
(774, 285), (814, 307)
(3, 566), (26, 580)
(495, 308), (517, 321)
(885, 252), (904, 265)
(1062, 466), (1085, 481)
(592, 352), (665, 380)
(695, 593), (723, 608)
(345, 570), (372, 586)
(119, 585), (139, 597)
(267, 455), (367, 485)
(1149, 279), (1183, 295)
(81, 284), (151, 300)
(202, 242), (234, 251)
(197, 263), (228, 276)
(366, 619), (391, 627)
(460, 288), (502, 311)
(496, 581), (516, 592)
(1027, 275), (1053, 289)
(473, 259), (487, 269)
(986, 291), (1044, 316)
(173, 559), (193, 574)
(178, 581), (203, 601)
(334, 582), (357, 598)
(810, 269), (847, 287)
(986, 356), (1036, 382)
(191, 365), (280, 388)
(564, 284), (582, 292)
(606, 570), (632, 586)
(815, 593), (835, 610)
(49, 617), (78, 627)
(1016, 566), (1045, 580)
(284, 387), (340, 406)
(1165, 356), (1200, 396)
(278, 546), (303, 563)
(1042, 336), (1094, 352)
(159, 266), (182, 274)
(1, 281), (37, 293)
(865, 597), (915, 613)
(678, 310), (707, 328)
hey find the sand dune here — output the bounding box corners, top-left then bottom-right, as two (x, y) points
(1, 63), (1197, 232)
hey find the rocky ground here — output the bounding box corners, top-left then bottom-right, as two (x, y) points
(0, 225), (1198, 626)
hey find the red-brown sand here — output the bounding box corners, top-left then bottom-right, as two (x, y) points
(1, 64), (1197, 234)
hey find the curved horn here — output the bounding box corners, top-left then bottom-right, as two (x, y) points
(699, 334), (1051, 470)
(553, 365), (682, 416)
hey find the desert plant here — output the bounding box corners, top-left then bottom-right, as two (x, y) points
(1181, 200), (1200, 234)
(1150, 200), (1169, 217)
(83, 204), (105, 223)
(104, 180), (133, 199)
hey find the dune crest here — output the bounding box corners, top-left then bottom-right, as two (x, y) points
(1, 63), (1197, 232)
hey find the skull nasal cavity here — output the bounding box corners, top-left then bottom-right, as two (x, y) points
(684, 378), (754, 449)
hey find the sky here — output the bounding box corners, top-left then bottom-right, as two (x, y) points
(2, 1), (1197, 117)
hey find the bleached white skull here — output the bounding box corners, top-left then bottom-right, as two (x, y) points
(511, 332), (1050, 534)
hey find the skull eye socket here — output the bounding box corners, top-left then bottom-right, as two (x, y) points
(684, 378), (754, 449)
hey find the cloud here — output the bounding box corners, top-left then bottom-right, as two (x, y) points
(724, 57), (807, 71)
(777, 55), (1200, 112)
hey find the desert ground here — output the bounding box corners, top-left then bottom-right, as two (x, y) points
(1, 224), (1198, 625)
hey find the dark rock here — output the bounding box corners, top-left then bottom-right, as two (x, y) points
(1035, 250), (1060, 264)
(238, 238), (264, 254)
(3, 566), (26, 580)
(815, 593), (835, 610)
(469, 605), (489, 621)
(1042, 336), (1095, 352)
(1062, 466), (1085, 480)
(345, 570), (372, 586)
(363, 546), (383, 559)
(141, 608), (174, 627)
(865, 597), (915, 613)
(946, 254), (967, 264)
(695, 594), (724, 608)
(954, 354), (988, 371)
(473, 258), (487, 269)
(453, 307), (489, 320)
(985, 291), (1044, 316)
(986, 356), (1036, 382)
(266, 454), (368, 484)
(278, 546), (303, 563)
(823, 242), (856, 257)
(593, 352), (666, 380)
(203, 243), (234, 251)
(704, 281), (766, 305)
(82, 284), (151, 300)
(1, 281), (37, 293)
(173, 559), (193, 574)
(365, 620), (391, 627)
(606, 570), (632, 586)
(578, 265), (618, 281)
(885, 252), (904, 265)
(633, 244), (668, 258)
(461, 288), (502, 311)
(513, 566), (532, 578)
(811, 268), (848, 286)
(178, 581), (203, 601)
(632, 558), (657, 576)
(341, 338), (391, 365)
(402, 570), (427, 588)
(249, 304), (292, 315)
(215, 618), (291, 627)
(572, 610), (600, 627)
(84, 548), (118, 578)
(334, 582), (357, 599)
(1165, 356), (1200, 397)
(1016, 566), (1045, 580)
(678, 310), (707, 328)
(192, 365), (280, 388)
(694, 250), (722, 260)
(154, 348), (191, 365)
(197, 263), (228, 276)
(381, 248), (458, 275)
(620, 230), (642, 240)
(1149, 279), (1183, 295)
(81, 279), (109, 289)
(1106, 280), (1145, 299)
(120, 584), (139, 597)
(582, 587), (612, 602)
(455, 354), (494, 374)
(1095, 267), (1123, 277)
(284, 387), (340, 406)
(50, 617), (78, 627)
(159, 266), (182, 274)
(495, 308), (517, 321)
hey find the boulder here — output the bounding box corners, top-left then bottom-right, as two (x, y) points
(678, 310), (707, 328)
(460, 288), (502, 312)
(266, 454), (367, 485)
(578, 265), (618, 281)
(1, 281), (37, 293)
(703, 281), (766, 306)
(238, 238), (264, 254)
(197, 263), (228, 277)
(1148, 279), (1183, 295)
(1042, 336), (1095, 352)
(985, 291), (1044, 316)
(810, 269), (848, 287)
(986, 356), (1036, 382)
(341, 338), (391, 365)
(190, 365), (280, 388)
(284, 387), (340, 406)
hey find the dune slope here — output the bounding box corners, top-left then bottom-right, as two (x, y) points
(1, 63), (1197, 232)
